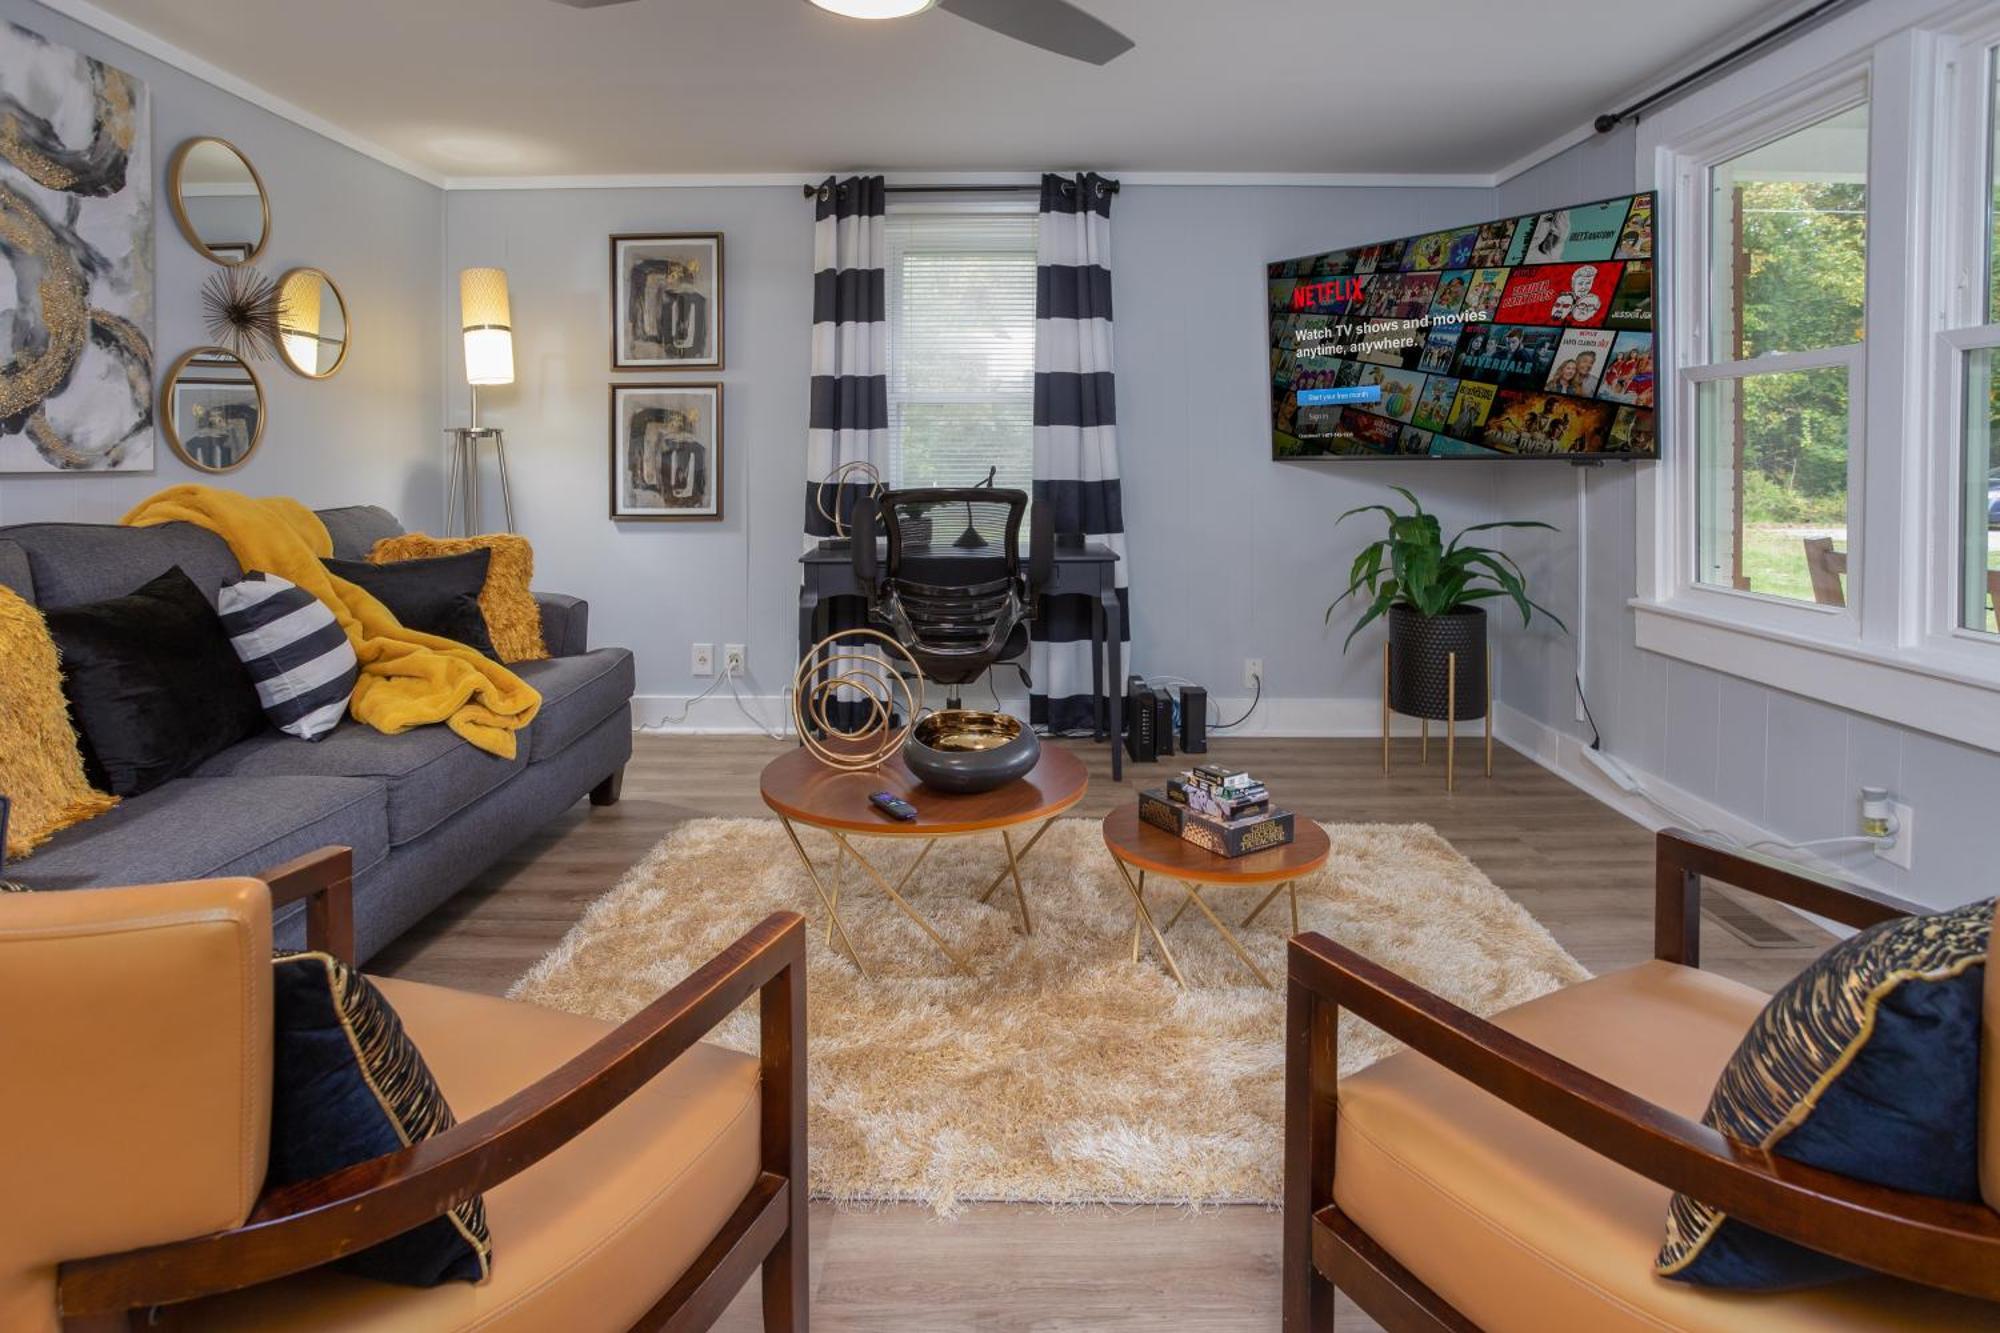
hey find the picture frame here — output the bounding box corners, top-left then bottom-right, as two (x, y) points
(610, 382), (722, 521)
(611, 232), (723, 370)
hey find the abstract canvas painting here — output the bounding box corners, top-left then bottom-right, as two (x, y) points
(611, 233), (722, 369)
(0, 22), (154, 473)
(610, 383), (722, 521)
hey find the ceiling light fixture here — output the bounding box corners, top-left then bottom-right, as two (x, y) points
(805, 0), (937, 19)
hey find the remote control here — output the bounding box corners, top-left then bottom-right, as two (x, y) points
(869, 791), (918, 821)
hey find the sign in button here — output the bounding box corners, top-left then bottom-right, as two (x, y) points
(1298, 386), (1383, 406)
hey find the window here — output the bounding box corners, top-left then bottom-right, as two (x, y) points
(884, 209), (1039, 511)
(1953, 50), (2000, 635)
(1634, 2), (2000, 755)
(1693, 103), (1868, 606)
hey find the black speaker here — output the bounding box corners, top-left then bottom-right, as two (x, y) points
(1179, 685), (1208, 754)
(1125, 685), (1157, 762)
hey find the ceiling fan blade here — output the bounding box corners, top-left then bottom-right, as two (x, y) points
(937, 0), (1135, 65)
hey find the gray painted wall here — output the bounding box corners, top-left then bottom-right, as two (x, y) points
(0, 0), (443, 528)
(447, 181), (1525, 718)
(1489, 128), (2000, 910)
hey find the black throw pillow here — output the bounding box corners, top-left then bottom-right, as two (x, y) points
(44, 565), (267, 796)
(324, 551), (497, 658)
(270, 952), (491, 1285)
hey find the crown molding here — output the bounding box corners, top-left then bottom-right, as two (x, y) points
(30, 0), (446, 188)
(442, 168), (1498, 191)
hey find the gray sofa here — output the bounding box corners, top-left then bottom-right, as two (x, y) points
(0, 505), (633, 962)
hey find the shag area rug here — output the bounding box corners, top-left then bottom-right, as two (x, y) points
(510, 817), (1586, 1214)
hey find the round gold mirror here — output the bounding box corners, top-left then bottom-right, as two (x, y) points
(276, 268), (350, 378)
(167, 137), (270, 265)
(161, 347), (265, 473)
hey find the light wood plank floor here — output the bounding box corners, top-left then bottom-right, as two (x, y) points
(374, 735), (1830, 1331)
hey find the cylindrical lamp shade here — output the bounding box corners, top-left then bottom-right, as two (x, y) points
(280, 272), (321, 370)
(459, 266), (514, 387)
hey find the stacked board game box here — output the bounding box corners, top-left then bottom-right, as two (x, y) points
(1137, 765), (1295, 858)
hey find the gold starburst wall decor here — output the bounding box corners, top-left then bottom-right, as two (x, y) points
(200, 265), (283, 360)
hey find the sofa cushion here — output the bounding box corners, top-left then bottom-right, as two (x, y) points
(0, 538), (31, 601)
(1331, 960), (2000, 1332)
(195, 722), (524, 847)
(514, 648), (635, 762)
(0, 521), (241, 610)
(317, 505), (405, 561)
(47, 567), (269, 796)
(7, 776), (387, 891)
(177, 978), (762, 1332)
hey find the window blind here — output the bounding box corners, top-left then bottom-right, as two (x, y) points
(885, 209), (1039, 514)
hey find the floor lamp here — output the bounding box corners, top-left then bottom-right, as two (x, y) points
(448, 267), (516, 535)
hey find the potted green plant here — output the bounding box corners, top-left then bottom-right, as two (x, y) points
(1325, 487), (1564, 723)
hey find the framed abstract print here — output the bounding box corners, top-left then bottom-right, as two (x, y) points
(611, 233), (722, 370)
(610, 383), (721, 521)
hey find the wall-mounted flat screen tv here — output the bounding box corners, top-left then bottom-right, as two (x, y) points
(1269, 191), (1657, 461)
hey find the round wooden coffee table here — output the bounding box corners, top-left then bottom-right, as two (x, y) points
(760, 743), (1088, 979)
(1101, 807), (1332, 988)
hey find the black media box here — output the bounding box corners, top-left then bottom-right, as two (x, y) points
(1179, 685), (1208, 753)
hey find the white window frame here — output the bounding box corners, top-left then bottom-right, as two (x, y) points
(1634, 0), (2000, 755)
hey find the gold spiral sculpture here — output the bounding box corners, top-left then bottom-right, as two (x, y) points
(791, 628), (924, 771)
(815, 459), (883, 540)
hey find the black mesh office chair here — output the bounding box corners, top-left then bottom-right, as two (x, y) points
(851, 487), (1055, 709)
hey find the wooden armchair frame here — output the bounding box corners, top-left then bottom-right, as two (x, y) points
(1283, 828), (2000, 1332)
(57, 847), (810, 1333)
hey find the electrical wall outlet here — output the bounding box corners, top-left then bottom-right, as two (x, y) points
(691, 643), (714, 676)
(723, 644), (746, 675)
(1243, 658), (1263, 689)
(1873, 800), (1914, 871)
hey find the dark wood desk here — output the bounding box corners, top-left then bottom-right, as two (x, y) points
(798, 539), (1124, 780)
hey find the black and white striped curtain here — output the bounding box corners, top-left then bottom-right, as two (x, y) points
(804, 175), (889, 548)
(1030, 172), (1126, 734)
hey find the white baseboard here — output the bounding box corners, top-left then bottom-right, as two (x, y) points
(629, 691), (1461, 740)
(1490, 700), (1877, 933)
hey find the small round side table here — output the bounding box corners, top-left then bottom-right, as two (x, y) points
(1101, 808), (1331, 989)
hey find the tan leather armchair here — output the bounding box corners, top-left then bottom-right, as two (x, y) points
(1283, 829), (2000, 1332)
(0, 848), (808, 1333)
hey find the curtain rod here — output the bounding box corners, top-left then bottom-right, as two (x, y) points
(800, 181), (1120, 199)
(1594, 0), (1856, 132)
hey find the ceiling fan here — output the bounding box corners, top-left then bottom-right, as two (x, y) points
(548, 0), (1137, 66)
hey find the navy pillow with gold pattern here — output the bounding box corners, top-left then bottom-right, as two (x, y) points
(1657, 896), (1993, 1290)
(269, 953), (492, 1286)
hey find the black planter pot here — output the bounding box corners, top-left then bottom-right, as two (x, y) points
(1387, 604), (1487, 722)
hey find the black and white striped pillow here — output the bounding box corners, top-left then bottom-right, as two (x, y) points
(217, 572), (359, 741)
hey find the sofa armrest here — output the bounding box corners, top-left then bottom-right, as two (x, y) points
(534, 591), (589, 656)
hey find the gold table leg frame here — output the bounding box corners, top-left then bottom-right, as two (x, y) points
(1113, 860), (1185, 987)
(1380, 638), (1496, 791)
(1123, 865), (1273, 990)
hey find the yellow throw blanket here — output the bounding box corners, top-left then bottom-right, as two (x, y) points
(124, 486), (539, 759)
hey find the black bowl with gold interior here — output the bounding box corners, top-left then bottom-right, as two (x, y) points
(902, 710), (1041, 794)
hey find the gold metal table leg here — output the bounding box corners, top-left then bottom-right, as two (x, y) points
(1380, 642), (1391, 774)
(1485, 655), (1494, 778)
(1112, 858), (1184, 986)
(1129, 868), (1146, 963)
(834, 832), (976, 977)
(976, 816), (1058, 904)
(1177, 881), (1274, 989)
(1290, 880), (1300, 936)
(1000, 828), (1033, 935)
(1242, 879), (1290, 928)
(1447, 650), (1458, 794)
(826, 839), (846, 948)
(777, 816), (872, 980)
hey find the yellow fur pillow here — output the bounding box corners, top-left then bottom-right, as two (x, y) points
(0, 586), (119, 859)
(368, 533), (547, 663)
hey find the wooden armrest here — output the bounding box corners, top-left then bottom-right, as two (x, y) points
(1653, 827), (1917, 966)
(59, 911), (808, 1318)
(1287, 931), (2000, 1301)
(260, 846), (356, 963)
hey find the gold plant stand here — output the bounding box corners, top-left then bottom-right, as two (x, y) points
(1380, 641), (1493, 792)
